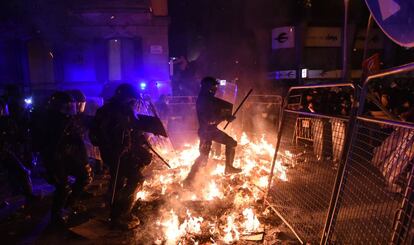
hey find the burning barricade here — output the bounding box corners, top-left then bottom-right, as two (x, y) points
(131, 133), (290, 244)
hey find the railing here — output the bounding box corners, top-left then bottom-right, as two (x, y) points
(265, 62), (414, 244)
(322, 62), (414, 245)
(265, 83), (356, 243)
(240, 95), (282, 138)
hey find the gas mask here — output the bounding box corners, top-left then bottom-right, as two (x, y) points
(60, 102), (77, 116)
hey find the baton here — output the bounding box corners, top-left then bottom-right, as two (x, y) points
(111, 130), (127, 207)
(223, 88), (253, 130)
(111, 154), (122, 207)
(145, 142), (172, 169)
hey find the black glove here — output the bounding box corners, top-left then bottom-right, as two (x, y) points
(226, 115), (236, 122)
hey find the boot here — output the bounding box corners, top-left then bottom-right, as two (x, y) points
(225, 146), (241, 174)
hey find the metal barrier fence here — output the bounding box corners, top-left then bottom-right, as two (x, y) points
(326, 118), (414, 244)
(240, 95), (282, 137)
(165, 95), (283, 144)
(323, 62), (414, 244)
(266, 83), (355, 243)
(265, 63), (414, 244)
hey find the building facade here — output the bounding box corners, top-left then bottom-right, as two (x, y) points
(0, 0), (170, 98)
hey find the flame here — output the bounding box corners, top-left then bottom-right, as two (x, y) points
(184, 209), (204, 234)
(223, 214), (240, 243)
(234, 191), (252, 208)
(161, 210), (184, 244)
(242, 208), (261, 233)
(168, 143), (200, 169)
(137, 132), (290, 242)
(135, 190), (149, 201)
(160, 209), (204, 244)
(210, 164), (225, 176)
(257, 176), (268, 188)
(203, 181), (224, 201)
(240, 132), (250, 145)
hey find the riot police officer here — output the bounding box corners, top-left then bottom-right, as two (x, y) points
(40, 91), (92, 225)
(90, 83), (152, 230)
(184, 76), (242, 187)
(0, 99), (36, 202)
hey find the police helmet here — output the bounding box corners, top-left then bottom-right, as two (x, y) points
(67, 89), (86, 103)
(201, 76), (219, 87)
(114, 83), (140, 100)
(48, 91), (74, 111)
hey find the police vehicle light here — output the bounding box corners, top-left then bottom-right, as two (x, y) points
(219, 80), (226, 86)
(24, 97), (33, 105)
(140, 82), (147, 90)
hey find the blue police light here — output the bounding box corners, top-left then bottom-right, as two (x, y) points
(24, 97), (33, 105)
(140, 82), (147, 90)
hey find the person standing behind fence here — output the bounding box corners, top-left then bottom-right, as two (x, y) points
(183, 76), (242, 188)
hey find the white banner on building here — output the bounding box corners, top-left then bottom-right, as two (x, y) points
(305, 27), (342, 47)
(272, 26), (295, 49)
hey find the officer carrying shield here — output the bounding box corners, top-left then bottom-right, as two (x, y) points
(90, 83), (152, 230)
(184, 76), (242, 187)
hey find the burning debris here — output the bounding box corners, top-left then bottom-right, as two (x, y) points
(132, 132), (291, 244)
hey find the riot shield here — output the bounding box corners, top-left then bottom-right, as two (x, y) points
(215, 81), (238, 105)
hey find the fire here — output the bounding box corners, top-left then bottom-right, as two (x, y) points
(210, 164), (225, 176)
(168, 143), (200, 169)
(223, 214), (240, 243)
(183, 209), (204, 234)
(203, 181), (224, 201)
(160, 210), (183, 244)
(159, 209), (204, 244)
(274, 160), (288, 182)
(134, 133), (290, 243)
(240, 132), (250, 145)
(257, 176), (268, 188)
(135, 190), (149, 201)
(242, 208), (261, 233)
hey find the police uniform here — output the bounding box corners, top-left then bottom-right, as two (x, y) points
(184, 77), (241, 186)
(90, 83), (151, 229)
